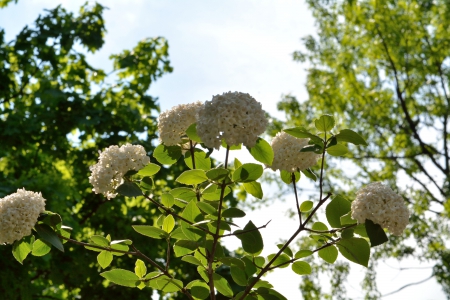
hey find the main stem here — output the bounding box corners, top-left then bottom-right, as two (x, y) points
(207, 145), (230, 300)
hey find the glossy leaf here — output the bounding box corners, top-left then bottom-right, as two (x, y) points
(248, 137), (274, 165)
(337, 237), (370, 267)
(153, 144), (182, 165)
(176, 169), (208, 185)
(100, 269), (139, 287)
(243, 181), (263, 199)
(137, 163), (161, 176)
(97, 250), (113, 269)
(291, 261), (312, 275)
(325, 195), (351, 228)
(335, 129), (368, 146)
(365, 219), (389, 247)
(132, 225), (168, 239)
(233, 163), (263, 183)
(318, 245), (338, 263)
(34, 223), (64, 252)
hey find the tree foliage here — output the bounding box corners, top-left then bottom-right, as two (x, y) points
(0, 3), (203, 299)
(275, 0), (450, 297)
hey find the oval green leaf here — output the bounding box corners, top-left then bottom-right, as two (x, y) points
(336, 237), (370, 267)
(234, 221), (264, 255)
(300, 200), (313, 212)
(153, 144), (182, 165)
(184, 149), (211, 170)
(314, 114), (335, 132)
(325, 195), (351, 228)
(97, 250), (113, 269)
(137, 163), (161, 176)
(243, 181), (263, 199)
(335, 129), (368, 146)
(213, 273), (234, 298)
(34, 223), (64, 252)
(291, 261), (312, 275)
(248, 137), (274, 165)
(326, 144), (349, 156)
(100, 269), (139, 287)
(116, 181), (143, 197)
(31, 239), (51, 256)
(318, 245), (338, 264)
(233, 163), (263, 183)
(176, 169), (208, 185)
(162, 215), (175, 233)
(222, 207), (246, 218)
(132, 225), (168, 239)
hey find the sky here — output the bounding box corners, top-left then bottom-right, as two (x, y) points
(0, 1), (445, 299)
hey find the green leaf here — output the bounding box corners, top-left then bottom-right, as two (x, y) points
(267, 253), (291, 268)
(312, 222), (328, 231)
(300, 200), (313, 212)
(325, 195), (352, 228)
(182, 200), (203, 223)
(110, 243), (129, 256)
(341, 228), (354, 239)
(318, 245), (338, 263)
(184, 149), (211, 170)
(135, 259), (147, 278)
(335, 129), (368, 146)
(314, 114), (335, 132)
(231, 265), (248, 286)
(326, 144), (349, 156)
(234, 157), (242, 168)
(187, 280), (210, 299)
(176, 169), (208, 185)
(233, 163), (263, 183)
(161, 193), (175, 208)
(147, 276), (183, 292)
(291, 261), (312, 275)
(337, 237), (370, 267)
(276, 244), (294, 257)
(196, 201), (217, 216)
(137, 163), (161, 176)
(222, 207), (246, 218)
(340, 212), (357, 226)
(213, 273), (234, 298)
(283, 127), (324, 145)
(116, 181), (143, 197)
(111, 239), (133, 245)
(132, 225), (168, 239)
(12, 236), (33, 264)
(206, 168), (230, 181)
(181, 255), (203, 266)
(34, 223), (64, 252)
(140, 176), (154, 190)
(202, 186), (232, 201)
(170, 188), (197, 203)
(90, 235), (110, 247)
(174, 240), (201, 257)
(153, 144), (182, 165)
(365, 219), (389, 247)
(301, 168), (317, 181)
(294, 250), (313, 259)
(197, 266), (209, 282)
(31, 239), (51, 256)
(256, 287), (288, 300)
(100, 269), (139, 287)
(186, 123), (202, 143)
(280, 170), (300, 184)
(243, 181), (263, 199)
(97, 250), (113, 269)
(247, 137), (274, 165)
(162, 215), (175, 233)
(234, 221), (264, 255)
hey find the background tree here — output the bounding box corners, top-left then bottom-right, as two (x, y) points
(0, 2), (216, 299)
(273, 0), (450, 297)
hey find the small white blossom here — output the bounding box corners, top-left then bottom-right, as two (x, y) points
(196, 92), (268, 149)
(158, 101), (203, 146)
(89, 144), (150, 199)
(0, 189), (46, 244)
(351, 182), (409, 236)
(269, 131), (320, 172)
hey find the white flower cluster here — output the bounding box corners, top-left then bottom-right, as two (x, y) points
(89, 144), (150, 199)
(351, 182), (409, 236)
(269, 131), (320, 172)
(158, 101), (203, 146)
(196, 92), (268, 149)
(0, 189), (46, 244)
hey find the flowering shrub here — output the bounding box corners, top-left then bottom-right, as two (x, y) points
(3, 94), (409, 299)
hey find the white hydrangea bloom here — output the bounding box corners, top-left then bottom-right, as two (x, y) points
(196, 92), (268, 149)
(89, 144), (150, 199)
(351, 182), (410, 236)
(269, 131), (320, 172)
(158, 101), (203, 146)
(0, 189), (46, 244)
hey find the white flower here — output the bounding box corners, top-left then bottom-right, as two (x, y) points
(89, 144), (150, 199)
(351, 182), (410, 236)
(0, 189), (46, 244)
(269, 131), (320, 172)
(196, 92), (268, 150)
(158, 101), (203, 146)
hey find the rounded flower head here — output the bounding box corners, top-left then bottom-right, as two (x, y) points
(196, 92), (268, 150)
(351, 182), (409, 236)
(269, 131), (320, 172)
(89, 144), (150, 199)
(158, 101), (203, 146)
(0, 189), (46, 244)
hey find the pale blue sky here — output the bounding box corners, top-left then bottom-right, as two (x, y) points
(0, 1), (445, 299)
